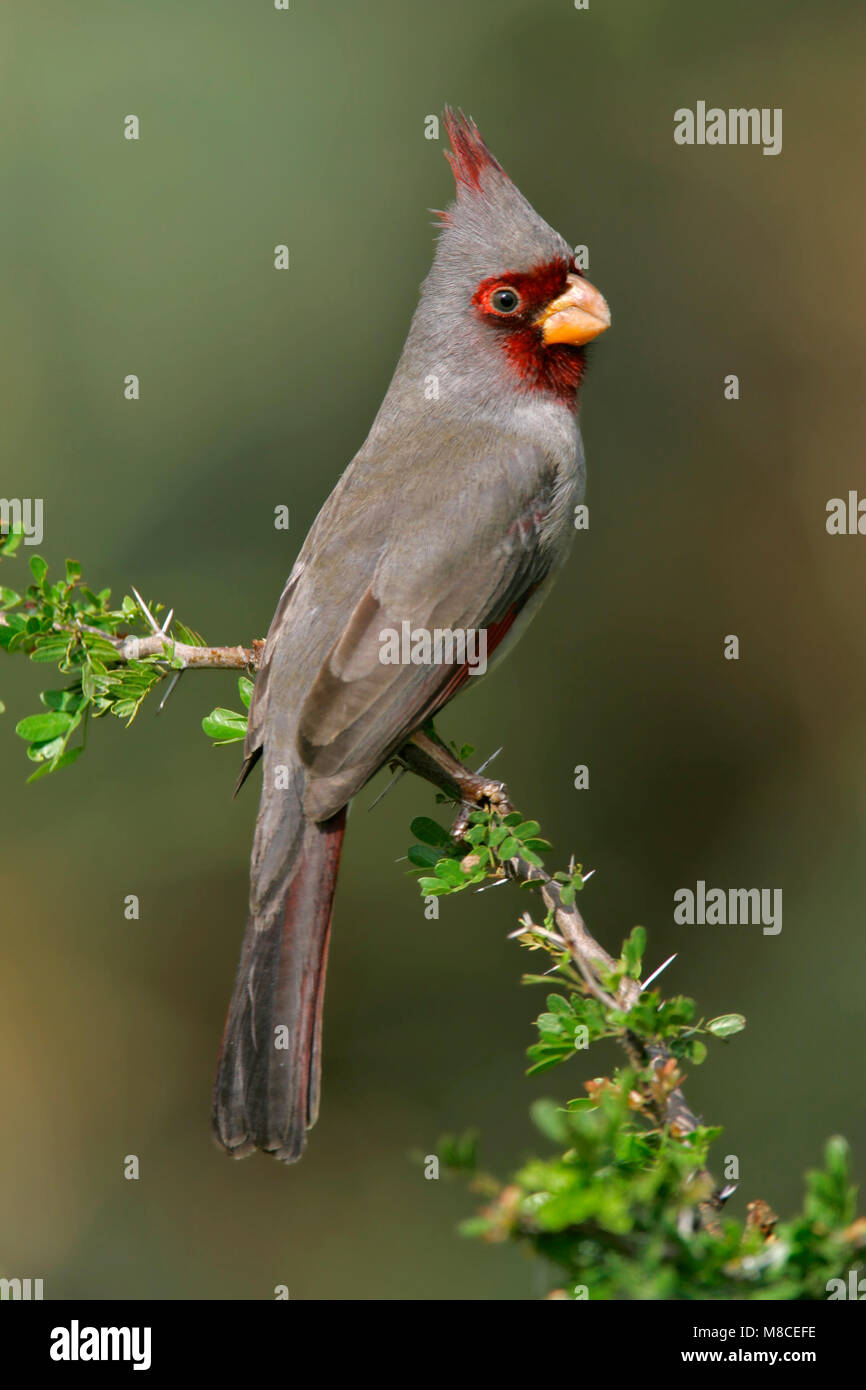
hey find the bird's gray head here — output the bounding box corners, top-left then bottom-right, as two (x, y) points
(397, 110), (610, 410)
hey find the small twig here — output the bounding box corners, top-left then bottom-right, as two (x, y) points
(0, 607), (263, 671)
(115, 634), (261, 668)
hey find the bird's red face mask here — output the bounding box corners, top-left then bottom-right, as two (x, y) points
(441, 111), (610, 402)
(471, 260), (611, 401)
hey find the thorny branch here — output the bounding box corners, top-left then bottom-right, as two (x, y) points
(4, 605), (722, 1224)
(0, 604), (264, 672)
(398, 728), (724, 1231)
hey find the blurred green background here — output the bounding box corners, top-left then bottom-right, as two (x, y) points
(2, 0), (865, 1299)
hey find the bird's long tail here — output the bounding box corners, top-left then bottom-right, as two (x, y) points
(212, 785), (347, 1163)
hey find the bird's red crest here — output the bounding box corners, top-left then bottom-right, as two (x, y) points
(443, 107), (504, 194)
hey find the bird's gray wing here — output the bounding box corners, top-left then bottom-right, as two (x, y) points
(292, 441), (562, 820)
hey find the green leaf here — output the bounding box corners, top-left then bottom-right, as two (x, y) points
(0, 586), (21, 609)
(174, 620), (207, 646)
(409, 817), (452, 848)
(546, 994), (573, 1016)
(417, 877), (450, 896)
(526, 1053), (570, 1077)
(82, 634), (121, 662)
(29, 638), (72, 663)
(530, 1098), (570, 1144)
(27, 746), (83, 781)
(706, 1013), (746, 1038)
(520, 847), (543, 868)
(408, 844), (443, 869)
(111, 700), (138, 720)
(15, 711), (74, 742)
(40, 688), (85, 712)
(536, 1012), (568, 1038)
(29, 555), (48, 586)
(238, 675), (254, 710)
(622, 926), (646, 979)
(65, 559), (82, 584)
(202, 707), (247, 743)
(513, 821), (540, 839)
(26, 734), (67, 762)
(434, 858), (466, 886)
(0, 529), (23, 555)
(437, 1129), (479, 1172)
(824, 1135), (850, 1183)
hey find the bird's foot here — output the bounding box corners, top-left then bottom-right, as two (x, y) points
(398, 729), (514, 842)
(449, 779), (511, 844)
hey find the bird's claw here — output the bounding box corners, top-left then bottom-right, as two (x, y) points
(450, 778), (512, 845)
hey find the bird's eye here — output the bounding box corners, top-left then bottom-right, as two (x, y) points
(490, 287), (521, 314)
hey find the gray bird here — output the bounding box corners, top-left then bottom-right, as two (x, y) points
(212, 109), (610, 1162)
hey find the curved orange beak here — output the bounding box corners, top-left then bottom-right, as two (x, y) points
(537, 273), (611, 347)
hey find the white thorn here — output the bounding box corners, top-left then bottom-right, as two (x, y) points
(507, 923), (566, 947)
(641, 953), (678, 991)
(475, 746), (503, 775)
(157, 669), (182, 713)
(131, 586), (160, 634)
(475, 875), (510, 893)
(368, 766), (406, 810)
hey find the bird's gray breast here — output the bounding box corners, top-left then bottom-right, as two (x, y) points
(504, 398), (584, 563)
